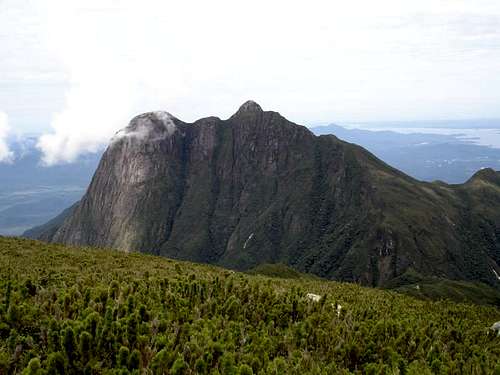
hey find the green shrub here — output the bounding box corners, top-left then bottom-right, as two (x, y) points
(0, 237), (498, 373)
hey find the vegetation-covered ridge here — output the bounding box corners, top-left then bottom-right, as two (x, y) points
(1, 237), (500, 374)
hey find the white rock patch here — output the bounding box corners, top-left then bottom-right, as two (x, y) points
(243, 233), (254, 249)
(306, 293), (321, 302)
(492, 268), (500, 281)
(336, 304), (342, 317)
(490, 321), (500, 336)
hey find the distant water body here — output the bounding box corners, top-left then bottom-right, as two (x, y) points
(339, 124), (500, 149)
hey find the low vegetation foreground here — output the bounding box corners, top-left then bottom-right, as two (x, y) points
(0, 237), (499, 374)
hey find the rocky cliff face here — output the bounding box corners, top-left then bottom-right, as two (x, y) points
(35, 101), (500, 287)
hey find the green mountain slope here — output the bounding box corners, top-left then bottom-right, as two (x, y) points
(28, 101), (500, 290)
(1, 237), (500, 373)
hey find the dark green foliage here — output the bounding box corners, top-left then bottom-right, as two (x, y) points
(246, 263), (319, 280)
(117, 346), (130, 368)
(46, 352), (65, 374)
(238, 363), (253, 375)
(63, 327), (76, 362)
(1, 237), (500, 373)
(195, 357), (208, 373)
(171, 355), (188, 375)
(79, 331), (92, 361)
(22, 357), (42, 375)
(151, 348), (170, 373)
(392, 276), (500, 306)
(128, 349), (140, 370)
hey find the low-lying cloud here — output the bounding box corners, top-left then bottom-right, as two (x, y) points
(0, 112), (13, 163)
(36, 0), (202, 165)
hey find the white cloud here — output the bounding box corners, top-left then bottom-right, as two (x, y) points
(1, 0), (498, 164)
(0, 112), (14, 163)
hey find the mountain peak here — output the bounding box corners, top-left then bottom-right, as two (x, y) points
(133, 111), (177, 130)
(111, 111), (178, 144)
(234, 100), (263, 115)
(33, 103), (500, 290)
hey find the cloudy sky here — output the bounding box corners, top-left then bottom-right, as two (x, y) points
(1, 0), (500, 164)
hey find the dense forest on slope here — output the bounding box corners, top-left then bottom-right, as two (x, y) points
(1, 237), (500, 374)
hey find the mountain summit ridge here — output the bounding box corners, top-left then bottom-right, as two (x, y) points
(30, 102), (500, 288)
(234, 100), (263, 114)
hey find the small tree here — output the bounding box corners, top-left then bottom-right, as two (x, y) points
(46, 352), (65, 375)
(79, 331), (92, 362)
(195, 357), (207, 374)
(63, 327), (77, 363)
(238, 364), (254, 375)
(118, 346), (130, 368)
(22, 357), (42, 375)
(128, 349), (141, 370)
(171, 355), (188, 375)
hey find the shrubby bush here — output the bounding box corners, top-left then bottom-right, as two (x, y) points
(0, 237), (499, 373)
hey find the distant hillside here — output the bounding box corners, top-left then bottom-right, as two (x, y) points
(0, 237), (499, 373)
(23, 203), (78, 241)
(32, 101), (500, 291)
(311, 123), (500, 183)
(246, 263), (320, 280)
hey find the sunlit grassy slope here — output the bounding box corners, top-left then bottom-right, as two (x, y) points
(1, 237), (499, 374)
